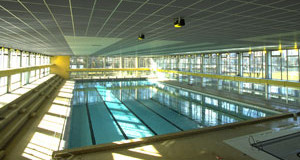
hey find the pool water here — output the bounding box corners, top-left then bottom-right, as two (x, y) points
(66, 80), (277, 149)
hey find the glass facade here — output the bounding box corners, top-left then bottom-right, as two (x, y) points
(153, 49), (300, 82)
(68, 49), (300, 82)
(0, 47), (51, 95)
(69, 56), (152, 79)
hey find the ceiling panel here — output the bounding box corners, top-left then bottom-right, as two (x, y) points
(0, 0), (299, 56)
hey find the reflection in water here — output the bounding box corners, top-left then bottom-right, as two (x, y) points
(68, 80), (277, 148)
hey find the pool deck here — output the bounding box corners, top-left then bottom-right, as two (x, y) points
(2, 80), (300, 160)
(162, 80), (300, 113)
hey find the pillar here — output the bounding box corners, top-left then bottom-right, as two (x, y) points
(7, 49), (11, 93)
(237, 52), (242, 76)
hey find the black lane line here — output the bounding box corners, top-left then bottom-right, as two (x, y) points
(122, 90), (184, 131)
(150, 97), (207, 127)
(155, 86), (248, 121)
(103, 88), (158, 135)
(95, 87), (128, 139)
(119, 100), (158, 136)
(85, 92), (96, 145)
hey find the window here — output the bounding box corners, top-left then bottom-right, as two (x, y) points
(22, 52), (29, 67)
(105, 57), (113, 68)
(112, 57), (120, 68)
(123, 57), (135, 68)
(221, 53), (237, 75)
(30, 53), (36, 66)
(203, 54), (217, 74)
(22, 72), (29, 85)
(11, 73), (21, 91)
(0, 48), (8, 69)
(36, 54), (41, 66)
(252, 51), (265, 78)
(242, 52), (250, 77)
(287, 49), (299, 81)
(30, 70), (36, 83)
(0, 48), (50, 94)
(179, 56), (188, 71)
(45, 67), (50, 75)
(10, 49), (21, 68)
(271, 49), (299, 81)
(0, 77), (7, 95)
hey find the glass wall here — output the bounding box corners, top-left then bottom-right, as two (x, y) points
(203, 54), (217, 74)
(0, 77), (7, 95)
(68, 48), (299, 82)
(0, 47), (51, 95)
(271, 49), (299, 81)
(152, 49), (299, 82)
(221, 53), (237, 75)
(70, 56), (152, 69)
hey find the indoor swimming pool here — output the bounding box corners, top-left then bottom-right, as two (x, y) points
(66, 80), (278, 149)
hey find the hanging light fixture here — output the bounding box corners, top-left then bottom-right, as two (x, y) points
(174, 17), (185, 28)
(138, 34), (145, 40)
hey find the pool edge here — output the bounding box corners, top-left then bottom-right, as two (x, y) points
(52, 112), (299, 159)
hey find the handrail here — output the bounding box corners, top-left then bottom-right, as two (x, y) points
(68, 68), (150, 72)
(0, 64), (54, 77)
(157, 69), (300, 88)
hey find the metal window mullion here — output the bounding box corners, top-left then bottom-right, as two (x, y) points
(120, 57), (122, 69)
(280, 51), (283, 80)
(286, 50), (289, 81)
(262, 51), (264, 78)
(238, 53), (242, 77)
(298, 49), (300, 82)
(265, 51), (269, 79)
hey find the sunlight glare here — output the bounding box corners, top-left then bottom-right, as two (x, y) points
(48, 104), (70, 117)
(112, 153), (144, 160)
(129, 145), (162, 157)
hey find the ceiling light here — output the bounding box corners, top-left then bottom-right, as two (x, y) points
(138, 34), (145, 40)
(174, 17), (185, 28)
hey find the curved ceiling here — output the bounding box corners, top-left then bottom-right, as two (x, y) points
(0, 0), (300, 56)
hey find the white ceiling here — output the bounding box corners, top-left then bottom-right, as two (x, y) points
(0, 0), (300, 56)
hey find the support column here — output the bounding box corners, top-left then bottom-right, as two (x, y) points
(188, 55), (192, 85)
(120, 57), (122, 69)
(135, 57), (138, 77)
(34, 53), (37, 80)
(103, 57), (106, 68)
(7, 49), (11, 93)
(216, 53), (221, 75)
(135, 57), (138, 68)
(200, 55), (204, 73)
(298, 49), (300, 82)
(85, 56), (89, 68)
(20, 50), (23, 87)
(265, 84), (270, 100)
(27, 52), (30, 84)
(38, 54), (41, 79)
(176, 56), (180, 81)
(238, 52), (242, 76)
(265, 50), (271, 79)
